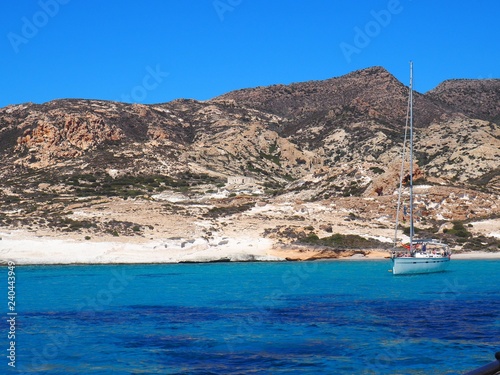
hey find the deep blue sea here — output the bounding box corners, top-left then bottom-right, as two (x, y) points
(3, 259), (500, 374)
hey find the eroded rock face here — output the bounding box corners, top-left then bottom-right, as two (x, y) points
(16, 113), (124, 161)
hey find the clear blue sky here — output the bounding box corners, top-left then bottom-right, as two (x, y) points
(1, 0), (499, 107)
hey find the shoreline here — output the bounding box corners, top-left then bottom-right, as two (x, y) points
(1, 230), (499, 265)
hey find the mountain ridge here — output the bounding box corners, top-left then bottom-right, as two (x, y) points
(426, 78), (500, 124)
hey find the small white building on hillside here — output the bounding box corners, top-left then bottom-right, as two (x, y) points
(227, 176), (256, 186)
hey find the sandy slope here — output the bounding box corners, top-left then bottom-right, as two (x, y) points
(1, 196), (498, 265)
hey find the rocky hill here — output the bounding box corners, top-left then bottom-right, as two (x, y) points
(216, 66), (446, 129)
(427, 78), (500, 124)
(0, 66), (498, 256)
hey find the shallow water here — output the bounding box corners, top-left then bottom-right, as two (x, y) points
(4, 259), (500, 374)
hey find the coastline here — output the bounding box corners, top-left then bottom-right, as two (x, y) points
(1, 230), (499, 265)
(450, 252), (500, 260)
(0, 230), (279, 265)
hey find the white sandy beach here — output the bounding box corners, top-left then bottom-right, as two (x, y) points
(0, 230), (282, 265)
(1, 229), (499, 265)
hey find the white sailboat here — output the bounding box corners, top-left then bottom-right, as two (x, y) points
(391, 62), (451, 275)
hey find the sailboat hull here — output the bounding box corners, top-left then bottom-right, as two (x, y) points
(392, 256), (450, 275)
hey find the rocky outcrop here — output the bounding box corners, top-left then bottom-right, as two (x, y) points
(16, 113), (123, 163)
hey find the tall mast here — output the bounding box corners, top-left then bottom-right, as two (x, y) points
(393, 77), (411, 248)
(409, 61), (414, 251)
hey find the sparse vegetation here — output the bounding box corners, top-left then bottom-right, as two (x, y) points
(342, 182), (367, 197)
(403, 226), (421, 235)
(369, 166), (385, 174)
(447, 221), (472, 238)
(204, 202), (255, 218)
(64, 173), (224, 198)
(301, 233), (388, 249)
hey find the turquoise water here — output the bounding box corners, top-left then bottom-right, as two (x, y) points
(4, 260), (500, 374)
